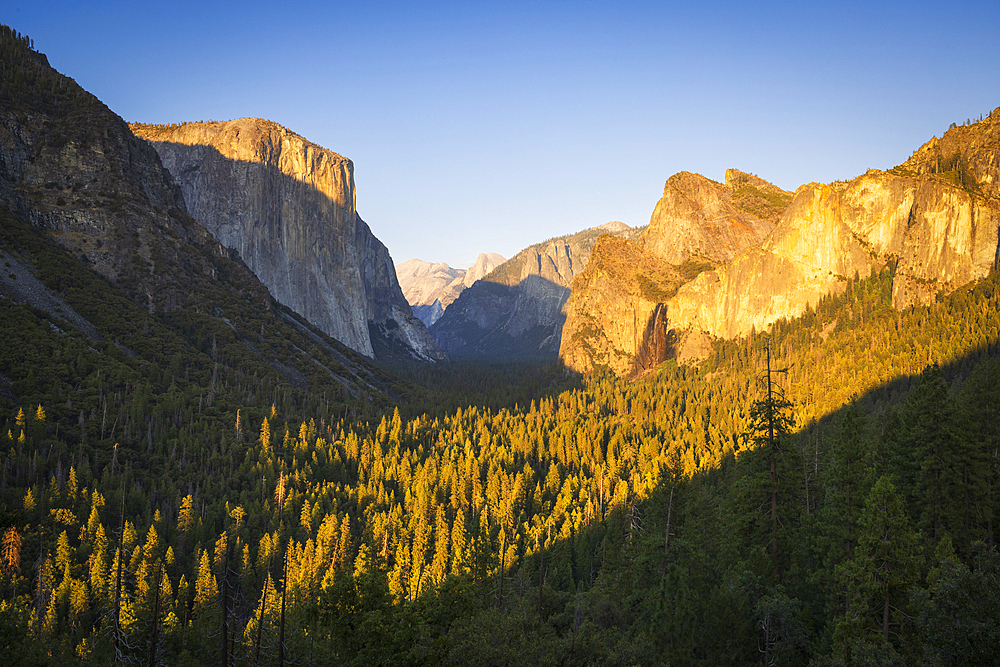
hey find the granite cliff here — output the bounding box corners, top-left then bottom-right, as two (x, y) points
(560, 172), (789, 374)
(560, 111), (1000, 375)
(396, 252), (505, 327)
(131, 119), (444, 361)
(430, 222), (635, 359)
(668, 112), (1000, 339)
(643, 169), (789, 265)
(0, 30), (397, 399)
(558, 235), (689, 375)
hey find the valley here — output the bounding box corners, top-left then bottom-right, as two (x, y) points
(2, 22), (1000, 667)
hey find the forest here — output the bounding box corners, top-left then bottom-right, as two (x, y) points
(2, 22), (1000, 667)
(2, 248), (999, 666)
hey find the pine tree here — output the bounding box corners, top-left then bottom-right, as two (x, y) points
(178, 495), (195, 534)
(1, 526), (21, 595)
(91, 523), (109, 598)
(194, 550), (218, 612)
(261, 417), (271, 452)
(739, 341), (800, 579)
(957, 358), (999, 548)
(901, 364), (980, 551)
(431, 505), (449, 583)
(55, 530), (72, 572)
(835, 477), (921, 658)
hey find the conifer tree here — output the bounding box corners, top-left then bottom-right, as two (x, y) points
(739, 341), (800, 579)
(900, 364), (980, 551)
(194, 550), (218, 612)
(1, 526), (21, 597)
(957, 358), (999, 548)
(835, 477), (921, 659)
(261, 417), (271, 452)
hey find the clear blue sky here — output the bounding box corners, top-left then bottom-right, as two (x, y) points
(7, 1), (1000, 269)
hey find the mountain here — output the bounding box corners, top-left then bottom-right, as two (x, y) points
(395, 252), (505, 327)
(7, 26), (1000, 667)
(430, 221), (635, 359)
(0, 26), (406, 417)
(560, 172), (791, 375)
(561, 114), (1000, 375)
(643, 169), (790, 265)
(130, 119), (444, 362)
(666, 113), (1000, 339)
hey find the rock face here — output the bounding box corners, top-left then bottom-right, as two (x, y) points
(431, 222), (635, 359)
(0, 32), (401, 403)
(559, 236), (684, 375)
(643, 169), (790, 264)
(560, 110), (1000, 375)
(560, 173), (790, 374)
(395, 252), (505, 327)
(669, 119), (1000, 338)
(131, 119), (444, 361)
(0, 51), (221, 316)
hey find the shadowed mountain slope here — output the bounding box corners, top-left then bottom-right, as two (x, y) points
(430, 222), (635, 359)
(0, 26), (407, 422)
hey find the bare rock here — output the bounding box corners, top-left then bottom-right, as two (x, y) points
(395, 252), (505, 326)
(133, 119), (444, 361)
(642, 169), (790, 265)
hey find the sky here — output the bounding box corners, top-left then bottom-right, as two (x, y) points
(6, 1), (1000, 269)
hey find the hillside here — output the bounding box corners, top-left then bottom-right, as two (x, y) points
(3, 22), (1000, 667)
(5, 211), (1000, 665)
(0, 24), (409, 500)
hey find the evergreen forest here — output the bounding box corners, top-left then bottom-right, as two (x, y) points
(2, 22), (1000, 667)
(4, 229), (1000, 666)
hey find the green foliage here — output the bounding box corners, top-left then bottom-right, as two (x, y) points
(835, 477), (922, 656)
(916, 541), (1000, 667)
(636, 273), (672, 303)
(4, 255), (1000, 664)
(3, 23), (1000, 660)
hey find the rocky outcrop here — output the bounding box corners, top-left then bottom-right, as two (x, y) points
(560, 110), (1000, 376)
(0, 31), (402, 403)
(642, 169), (790, 265)
(669, 154), (1000, 338)
(395, 252), (505, 327)
(430, 222), (634, 359)
(559, 236), (685, 375)
(560, 173), (790, 374)
(131, 119), (444, 361)
(465, 252), (508, 287)
(0, 51), (225, 316)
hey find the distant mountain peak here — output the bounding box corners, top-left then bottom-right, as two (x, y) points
(597, 221), (631, 233)
(395, 252), (506, 327)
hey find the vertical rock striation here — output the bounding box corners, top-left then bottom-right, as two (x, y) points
(559, 235), (684, 376)
(668, 144), (1000, 339)
(131, 119), (444, 361)
(560, 109), (1000, 376)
